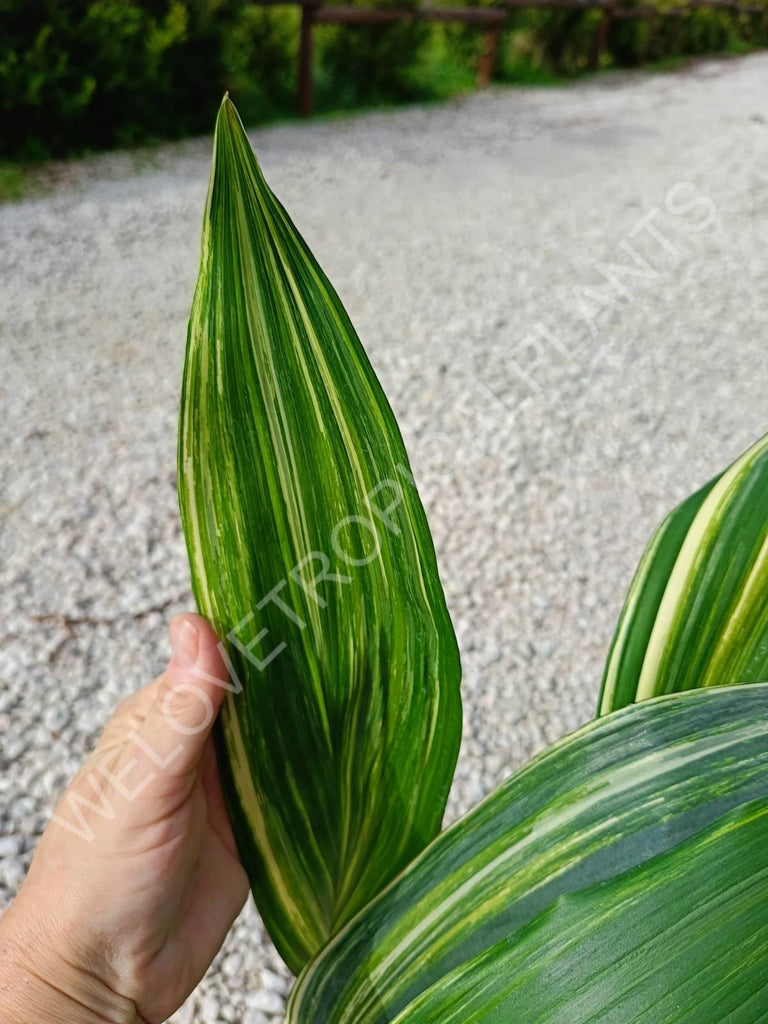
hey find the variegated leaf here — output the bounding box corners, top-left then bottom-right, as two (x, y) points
(599, 432), (768, 715)
(287, 683), (768, 1023)
(389, 796), (768, 1023)
(178, 97), (462, 973)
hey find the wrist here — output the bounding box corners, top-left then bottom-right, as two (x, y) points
(0, 904), (143, 1024)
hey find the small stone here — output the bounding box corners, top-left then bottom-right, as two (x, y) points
(3, 738), (27, 762)
(200, 992), (220, 1021)
(246, 989), (284, 1014)
(221, 951), (242, 978)
(0, 836), (22, 858)
(258, 968), (288, 993)
(0, 859), (26, 892)
(43, 705), (70, 734)
(11, 795), (36, 819)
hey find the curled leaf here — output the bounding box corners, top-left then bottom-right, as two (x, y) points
(600, 432), (768, 715)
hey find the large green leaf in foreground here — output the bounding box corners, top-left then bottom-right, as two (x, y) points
(287, 684), (768, 1023)
(599, 432), (768, 715)
(389, 797), (768, 1023)
(178, 98), (461, 972)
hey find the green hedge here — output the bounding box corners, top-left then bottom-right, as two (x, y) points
(2, 0), (766, 159)
(1, 0), (311, 158)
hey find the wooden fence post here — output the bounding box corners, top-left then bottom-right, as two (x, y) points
(477, 26), (501, 87)
(299, 1), (318, 117)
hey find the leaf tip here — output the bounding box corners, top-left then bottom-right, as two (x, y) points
(215, 93), (248, 144)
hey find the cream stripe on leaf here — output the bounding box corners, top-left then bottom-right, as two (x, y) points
(287, 684), (768, 1024)
(599, 432), (768, 715)
(178, 98), (462, 973)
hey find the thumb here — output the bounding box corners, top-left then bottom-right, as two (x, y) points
(132, 614), (230, 782)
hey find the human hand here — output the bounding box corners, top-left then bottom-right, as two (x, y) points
(0, 614), (249, 1024)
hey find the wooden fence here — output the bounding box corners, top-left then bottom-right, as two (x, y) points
(260, 0), (767, 115)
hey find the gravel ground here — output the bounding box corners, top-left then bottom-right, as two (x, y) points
(2, 53), (767, 1022)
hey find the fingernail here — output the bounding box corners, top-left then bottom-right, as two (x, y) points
(170, 617), (199, 668)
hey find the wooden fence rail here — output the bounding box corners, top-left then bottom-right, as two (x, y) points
(257, 0), (768, 115)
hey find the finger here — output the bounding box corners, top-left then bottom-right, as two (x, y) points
(131, 614), (230, 782)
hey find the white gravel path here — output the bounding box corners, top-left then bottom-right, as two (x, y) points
(1, 53), (767, 1022)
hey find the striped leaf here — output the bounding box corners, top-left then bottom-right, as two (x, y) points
(287, 683), (768, 1023)
(178, 98), (462, 973)
(599, 432), (768, 715)
(388, 797), (768, 1023)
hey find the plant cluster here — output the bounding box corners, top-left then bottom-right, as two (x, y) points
(177, 98), (768, 1020)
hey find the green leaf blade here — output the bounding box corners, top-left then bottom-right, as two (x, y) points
(390, 797), (768, 1024)
(600, 432), (768, 715)
(179, 98), (462, 972)
(287, 684), (768, 1023)
(597, 475), (717, 715)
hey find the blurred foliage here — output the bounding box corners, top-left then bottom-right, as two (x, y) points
(221, 5), (299, 121)
(1, 0), (767, 159)
(0, 161), (29, 200)
(0, 0), (302, 157)
(315, 0), (431, 108)
(607, 7), (744, 65)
